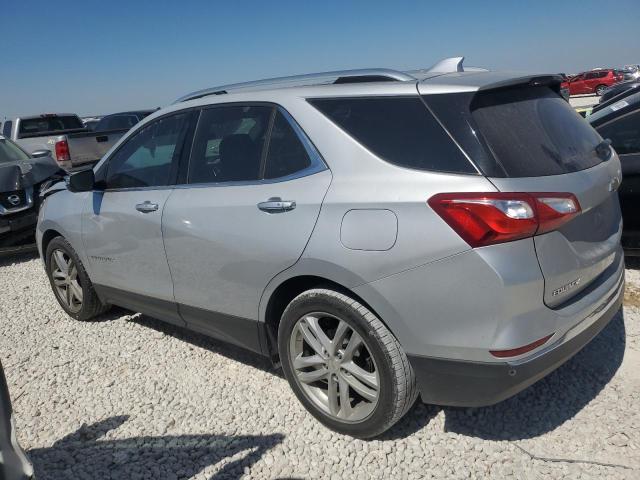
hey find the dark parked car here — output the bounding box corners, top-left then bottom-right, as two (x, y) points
(0, 135), (63, 254)
(93, 110), (157, 132)
(0, 360), (34, 479)
(597, 80), (640, 107)
(589, 90), (640, 254)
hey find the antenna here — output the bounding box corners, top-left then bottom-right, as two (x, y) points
(426, 56), (465, 73)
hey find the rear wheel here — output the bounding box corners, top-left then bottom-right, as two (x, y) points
(45, 237), (109, 321)
(278, 288), (417, 438)
(595, 84), (607, 96)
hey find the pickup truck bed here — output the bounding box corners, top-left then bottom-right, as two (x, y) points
(57, 128), (128, 169)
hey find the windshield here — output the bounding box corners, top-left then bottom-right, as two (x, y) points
(17, 115), (84, 139)
(0, 137), (30, 164)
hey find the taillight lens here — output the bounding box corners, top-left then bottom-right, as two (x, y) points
(54, 139), (70, 163)
(490, 334), (554, 358)
(535, 195), (580, 234)
(428, 192), (581, 248)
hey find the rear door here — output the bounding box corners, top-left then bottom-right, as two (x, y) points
(82, 110), (194, 324)
(163, 105), (330, 351)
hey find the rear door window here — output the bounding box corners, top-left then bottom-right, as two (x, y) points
(187, 105), (272, 184)
(469, 87), (603, 177)
(264, 111), (311, 179)
(308, 97), (475, 174)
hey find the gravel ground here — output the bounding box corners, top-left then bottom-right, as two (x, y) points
(1, 254), (639, 480)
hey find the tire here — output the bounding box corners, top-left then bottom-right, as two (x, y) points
(45, 236), (110, 321)
(278, 288), (417, 438)
(595, 84), (607, 96)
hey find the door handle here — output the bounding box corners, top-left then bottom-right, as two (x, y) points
(96, 135), (108, 143)
(135, 201), (159, 213)
(257, 197), (296, 213)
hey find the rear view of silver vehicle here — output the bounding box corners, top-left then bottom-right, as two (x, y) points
(37, 59), (624, 438)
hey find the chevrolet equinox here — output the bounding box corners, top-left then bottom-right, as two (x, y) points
(37, 58), (625, 438)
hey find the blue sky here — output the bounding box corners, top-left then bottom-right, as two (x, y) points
(2, 0), (638, 119)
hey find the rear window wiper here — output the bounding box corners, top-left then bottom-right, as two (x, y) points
(596, 139), (612, 161)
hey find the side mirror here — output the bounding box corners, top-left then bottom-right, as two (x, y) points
(31, 149), (51, 158)
(67, 169), (95, 192)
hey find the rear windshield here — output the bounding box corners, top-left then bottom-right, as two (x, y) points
(18, 115), (84, 138)
(470, 87), (603, 177)
(308, 97), (475, 174)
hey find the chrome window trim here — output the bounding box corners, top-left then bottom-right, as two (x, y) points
(94, 185), (175, 193)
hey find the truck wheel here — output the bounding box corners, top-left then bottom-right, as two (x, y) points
(278, 288), (417, 438)
(45, 236), (110, 321)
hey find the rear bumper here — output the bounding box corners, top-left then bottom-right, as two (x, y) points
(408, 271), (624, 407)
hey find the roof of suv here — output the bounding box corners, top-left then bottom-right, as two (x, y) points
(173, 57), (561, 105)
(175, 71), (562, 106)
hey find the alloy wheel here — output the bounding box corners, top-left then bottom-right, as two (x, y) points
(50, 249), (83, 313)
(289, 312), (380, 422)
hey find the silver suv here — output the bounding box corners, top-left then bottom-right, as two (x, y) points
(37, 58), (625, 438)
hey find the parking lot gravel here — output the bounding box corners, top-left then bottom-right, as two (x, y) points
(1, 253), (639, 479)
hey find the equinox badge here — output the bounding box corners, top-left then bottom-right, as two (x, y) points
(552, 278), (582, 296)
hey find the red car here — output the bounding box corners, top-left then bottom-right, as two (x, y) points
(562, 69), (624, 96)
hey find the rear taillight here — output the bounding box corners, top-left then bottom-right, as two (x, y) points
(54, 139), (70, 163)
(428, 192), (581, 248)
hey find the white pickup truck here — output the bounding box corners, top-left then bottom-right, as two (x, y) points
(2, 113), (135, 170)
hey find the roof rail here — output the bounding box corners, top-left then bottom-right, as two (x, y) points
(175, 68), (416, 103)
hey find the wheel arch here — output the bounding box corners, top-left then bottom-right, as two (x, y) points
(261, 273), (393, 362)
(41, 228), (63, 257)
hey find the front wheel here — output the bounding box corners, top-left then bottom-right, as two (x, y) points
(278, 288), (417, 438)
(595, 84), (607, 96)
(45, 236), (110, 321)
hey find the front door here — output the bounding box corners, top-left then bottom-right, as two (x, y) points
(82, 111), (194, 324)
(163, 105), (331, 351)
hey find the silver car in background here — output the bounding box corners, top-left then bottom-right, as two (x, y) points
(36, 58), (624, 438)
